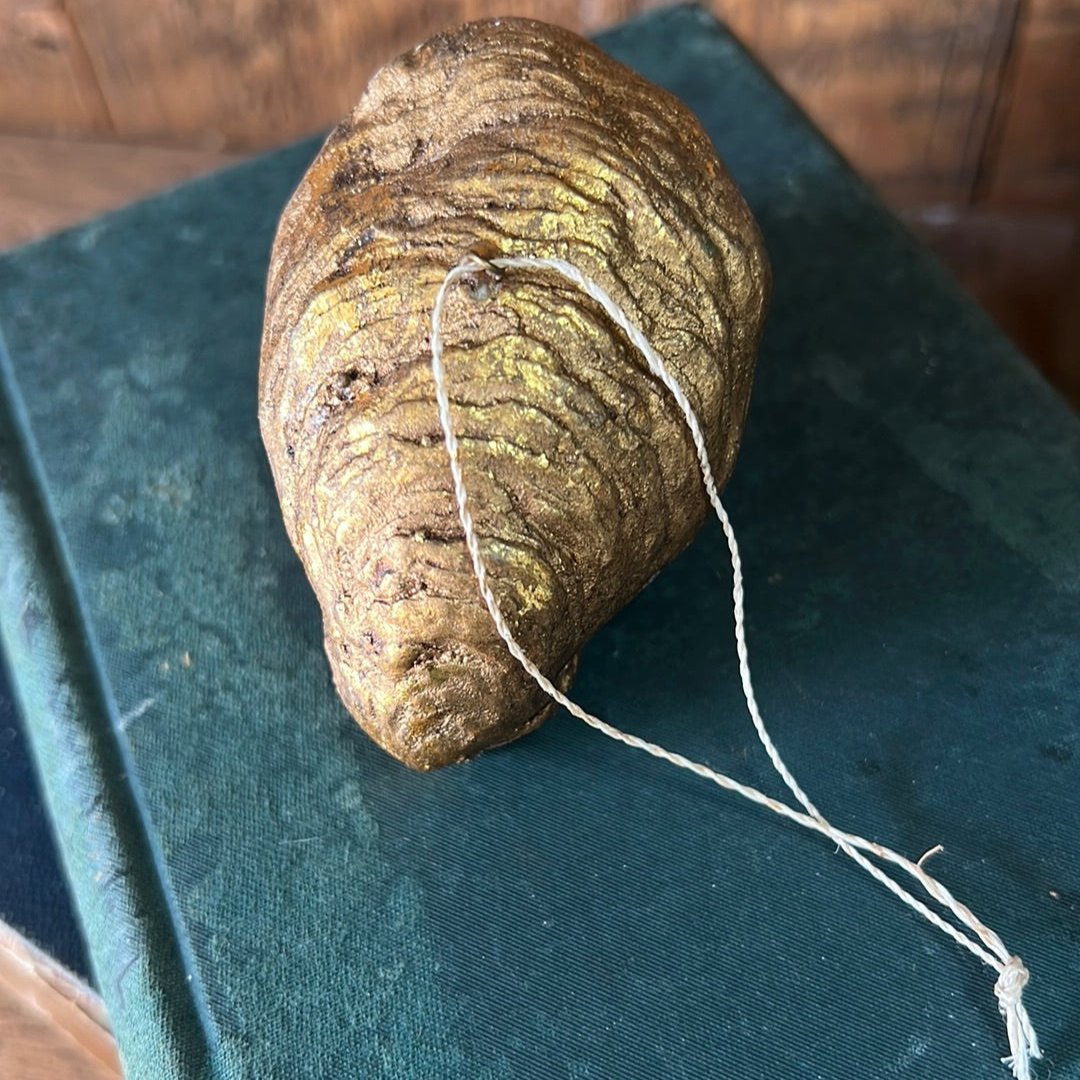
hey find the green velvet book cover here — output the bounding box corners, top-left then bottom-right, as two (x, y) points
(1, 7), (1077, 1078)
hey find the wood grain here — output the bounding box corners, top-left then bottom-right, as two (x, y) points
(0, 0), (112, 135)
(907, 203), (1077, 375)
(62, 0), (648, 149)
(719, 0), (1020, 203)
(0, 132), (236, 248)
(978, 0), (1080, 209)
(0, 921), (121, 1080)
(38, 0), (1021, 204)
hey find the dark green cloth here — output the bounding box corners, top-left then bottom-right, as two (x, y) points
(1, 6), (1077, 1078)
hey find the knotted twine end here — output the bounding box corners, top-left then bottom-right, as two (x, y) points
(995, 956), (1041, 1080)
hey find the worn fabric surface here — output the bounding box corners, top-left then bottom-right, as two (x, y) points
(0, 6), (1077, 1078)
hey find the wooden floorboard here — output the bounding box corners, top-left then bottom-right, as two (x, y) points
(0, 922), (121, 1080)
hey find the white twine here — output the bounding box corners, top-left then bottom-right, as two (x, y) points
(429, 252), (1042, 1079)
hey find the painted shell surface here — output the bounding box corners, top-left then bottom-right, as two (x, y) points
(259, 18), (770, 769)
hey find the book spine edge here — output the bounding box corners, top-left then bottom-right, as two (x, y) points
(0, 332), (220, 1079)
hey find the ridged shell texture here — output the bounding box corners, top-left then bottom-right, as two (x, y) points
(260, 18), (770, 768)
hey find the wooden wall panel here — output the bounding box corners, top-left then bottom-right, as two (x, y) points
(718, 0), (1020, 203)
(43, 0), (1021, 207)
(0, 0), (112, 134)
(0, 133), (236, 247)
(60, 0), (648, 150)
(979, 0), (1080, 209)
(907, 203), (1078, 387)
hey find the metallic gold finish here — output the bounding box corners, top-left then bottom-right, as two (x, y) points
(259, 18), (770, 769)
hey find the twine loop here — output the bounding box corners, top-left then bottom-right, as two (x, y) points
(430, 251), (1043, 1080)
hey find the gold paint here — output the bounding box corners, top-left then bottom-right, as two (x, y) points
(259, 18), (770, 769)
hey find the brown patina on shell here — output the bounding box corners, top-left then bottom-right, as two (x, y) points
(260, 18), (770, 769)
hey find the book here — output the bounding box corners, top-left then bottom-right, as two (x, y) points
(0, 656), (91, 980)
(1, 6), (1077, 1078)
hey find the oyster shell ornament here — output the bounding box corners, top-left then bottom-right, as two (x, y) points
(259, 17), (770, 769)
